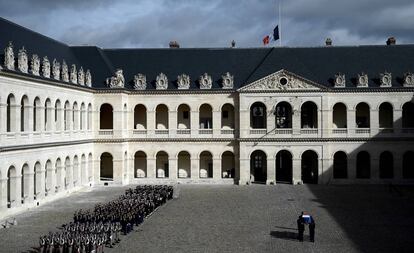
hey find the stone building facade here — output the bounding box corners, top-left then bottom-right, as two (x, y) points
(0, 17), (413, 216)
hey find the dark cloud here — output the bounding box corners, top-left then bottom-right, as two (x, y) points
(0, 0), (413, 48)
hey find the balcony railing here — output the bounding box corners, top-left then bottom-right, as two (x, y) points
(199, 129), (213, 134)
(155, 129), (169, 135)
(250, 129), (267, 135)
(220, 129), (235, 135)
(300, 129), (318, 134)
(133, 129), (147, 135)
(98, 130), (113, 135)
(378, 128), (394, 134)
(332, 128), (347, 134)
(177, 129), (191, 135)
(274, 129), (293, 134)
(355, 128), (370, 134)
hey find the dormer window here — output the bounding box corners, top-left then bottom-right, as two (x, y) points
(357, 72), (368, 87)
(380, 72), (392, 87)
(221, 72), (234, 89)
(199, 73), (212, 89)
(156, 73), (168, 89)
(334, 73), (345, 88)
(403, 72), (414, 87)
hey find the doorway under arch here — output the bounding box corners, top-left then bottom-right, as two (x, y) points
(276, 150), (292, 183)
(250, 150), (267, 183)
(100, 152), (113, 180)
(301, 150), (318, 184)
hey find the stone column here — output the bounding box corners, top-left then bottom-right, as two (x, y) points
(147, 158), (156, 179)
(213, 158), (222, 180)
(169, 110), (177, 137)
(168, 158), (178, 180)
(394, 109), (402, 134)
(36, 105), (45, 133)
(320, 108), (330, 138)
(239, 109), (249, 138)
(11, 104), (21, 133)
(191, 158), (199, 179)
(66, 164), (73, 190)
(348, 156), (356, 180)
(370, 109), (379, 136)
(25, 104), (34, 132)
(0, 178), (8, 210)
(292, 107), (301, 136)
(347, 109), (356, 136)
(113, 109), (123, 138)
(213, 110), (221, 136)
(238, 158), (250, 185)
(292, 158), (301, 184)
(93, 158), (100, 184)
(55, 166), (63, 193)
(266, 158), (276, 184)
(113, 158), (123, 184)
(56, 107), (64, 132)
(147, 110), (155, 137)
(46, 166), (55, 196)
(190, 110), (199, 136)
(10, 175), (22, 208)
(320, 158), (332, 184)
(267, 111), (275, 134)
(24, 172), (34, 204)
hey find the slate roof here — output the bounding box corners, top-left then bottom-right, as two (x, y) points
(1, 17), (414, 90)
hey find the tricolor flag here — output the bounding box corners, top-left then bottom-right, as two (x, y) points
(263, 25), (280, 45)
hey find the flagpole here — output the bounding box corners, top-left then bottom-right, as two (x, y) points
(279, 0), (282, 47)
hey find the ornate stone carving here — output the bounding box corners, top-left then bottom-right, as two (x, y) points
(106, 69), (125, 88)
(334, 73), (345, 87)
(239, 70), (319, 91)
(52, 59), (60, 80)
(199, 73), (212, 89)
(403, 72), (414, 87)
(70, 64), (77, 84)
(177, 74), (190, 89)
(156, 73), (168, 89)
(17, 47), (28, 73)
(4, 41), (15, 70)
(357, 72), (368, 87)
(133, 73), (147, 90)
(78, 67), (85, 85)
(221, 72), (233, 89)
(30, 54), (40, 76)
(85, 69), (92, 87)
(61, 60), (69, 82)
(42, 56), (50, 78)
(380, 71), (392, 87)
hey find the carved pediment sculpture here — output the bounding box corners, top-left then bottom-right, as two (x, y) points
(403, 72), (414, 87)
(133, 73), (147, 90)
(357, 72), (368, 87)
(4, 41), (15, 70)
(238, 70), (322, 91)
(52, 59), (60, 80)
(61, 60), (69, 82)
(30, 54), (40, 76)
(106, 69), (125, 88)
(156, 73), (168, 89)
(334, 73), (345, 87)
(78, 67), (85, 85)
(177, 74), (190, 89)
(221, 72), (234, 89)
(42, 56), (50, 78)
(70, 64), (77, 84)
(380, 71), (392, 87)
(18, 47), (28, 73)
(85, 69), (92, 87)
(199, 73), (212, 89)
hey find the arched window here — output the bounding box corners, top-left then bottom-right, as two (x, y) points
(55, 100), (62, 131)
(222, 151), (235, 178)
(134, 151), (147, 178)
(199, 151), (213, 178)
(333, 151), (347, 179)
(301, 102), (318, 128)
(100, 103), (113, 129)
(199, 104), (213, 129)
(177, 104), (190, 129)
(250, 102), (266, 129)
(276, 150), (292, 183)
(87, 103), (92, 130)
(379, 151), (393, 179)
(134, 104), (147, 130)
(155, 104), (168, 130)
(356, 151), (370, 179)
(355, 103), (370, 128)
(251, 150), (267, 183)
(33, 97), (42, 132)
(379, 103), (393, 129)
(80, 103), (86, 130)
(73, 102), (79, 130)
(64, 101), (71, 131)
(275, 102), (292, 128)
(100, 152), (113, 180)
(20, 95), (29, 132)
(178, 151), (191, 178)
(402, 102), (414, 128)
(403, 151), (414, 179)
(6, 94), (17, 132)
(156, 151), (169, 178)
(44, 99), (52, 131)
(221, 104), (235, 129)
(332, 103), (347, 128)
(301, 150), (318, 184)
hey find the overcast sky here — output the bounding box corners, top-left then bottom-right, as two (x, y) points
(0, 0), (413, 48)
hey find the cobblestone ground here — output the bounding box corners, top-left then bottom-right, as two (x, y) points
(0, 184), (413, 253)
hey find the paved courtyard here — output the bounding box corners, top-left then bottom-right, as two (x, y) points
(0, 184), (413, 253)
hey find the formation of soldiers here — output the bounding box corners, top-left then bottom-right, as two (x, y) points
(38, 185), (174, 253)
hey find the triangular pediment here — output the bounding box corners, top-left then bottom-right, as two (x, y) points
(238, 69), (327, 91)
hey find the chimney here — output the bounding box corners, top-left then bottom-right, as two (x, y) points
(325, 38), (332, 46)
(169, 41), (180, 48)
(231, 40), (236, 48)
(386, 37), (396, 45)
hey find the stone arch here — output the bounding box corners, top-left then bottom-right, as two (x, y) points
(87, 103), (92, 130)
(33, 97), (42, 132)
(199, 151), (213, 178)
(100, 152), (113, 181)
(100, 103), (113, 129)
(332, 103), (347, 128)
(54, 99), (62, 130)
(44, 98), (52, 131)
(301, 101), (318, 128)
(45, 159), (53, 195)
(355, 102), (370, 128)
(275, 101), (292, 128)
(221, 103), (235, 129)
(64, 101), (71, 131)
(199, 104), (213, 129)
(155, 104), (169, 129)
(156, 151), (169, 178)
(276, 150), (292, 183)
(333, 151), (347, 179)
(81, 154), (87, 185)
(7, 166), (19, 208)
(250, 150), (267, 183)
(379, 102), (393, 129)
(301, 150), (318, 184)
(177, 104), (191, 129)
(7, 93), (17, 132)
(134, 151), (147, 178)
(356, 151), (370, 179)
(250, 102), (267, 129)
(64, 156), (72, 189)
(73, 155), (79, 186)
(20, 95), (29, 132)
(88, 153), (93, 183)
(21, 163), (31, 203)
(134, 104), (147, 130)
(403, 151), (414, 179)
(402, 102), (414, 128)
(55, 158), (62, 192)
(221, 151), (235, 178)
(80, 103), (86, 130)
(379, 151), (393, 179)
(178, 151), (191, 178)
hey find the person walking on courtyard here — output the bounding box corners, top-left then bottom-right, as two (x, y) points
(297, 215), (304, 242)
(309, 216), (316, 242)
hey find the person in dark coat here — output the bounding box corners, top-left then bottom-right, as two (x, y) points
(309, 216), (315, 242)
(297, 216), (305, 242)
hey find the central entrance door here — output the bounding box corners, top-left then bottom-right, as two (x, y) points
(276, 150), (292, 183)
(250, 150), (267, 183)
(301, 150), (318, 184)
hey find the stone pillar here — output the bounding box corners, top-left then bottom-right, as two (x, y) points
(46, 105), (54, 132)
(0, 103), (7, 134)
(55, 166), (63, 193)
(147, 158), (156, 179)
(347, 109), (356, 136)
(394, 109), (402, 134)
(169, 110), (177, 137)
(321, 108), (330, 138)
(394, 153), (403, 180)
(191, 158), (199, 179)
(238, 158), (250, 184)
(35, 169), (45, 200)
(292, 107), (301, 136)
(11, 104), (21, 133)
(213, 158), (222, 180)
(113, 158), (123, 184)
(10, 175), (22, 208)
(24, 172), (34, 204)
(320, 158), (332, 184)
(168, 158), (178, 180)
(370, 109), (379, 136)
(113, 109), (123, 138)
(25, 105), (34, 132)
(46, 166), (55, 196)
(56, 107), (64, 132)
(266, 158), (276, 184)
(65, 164), (73, 190)
(66, 109), (73, 132)
(147, 110), (155, 136)
(36, 105), (45, 133)
(267, 111), (275, 134)
(239, 109), (249, 138)
(213, 110), (221, 136)
(348, 156), (356, 180)
(371, 157), (379, 180)
(292, 158), (301, 184)
(0, 178), (7, 210)
(190, 110), (199, 136)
